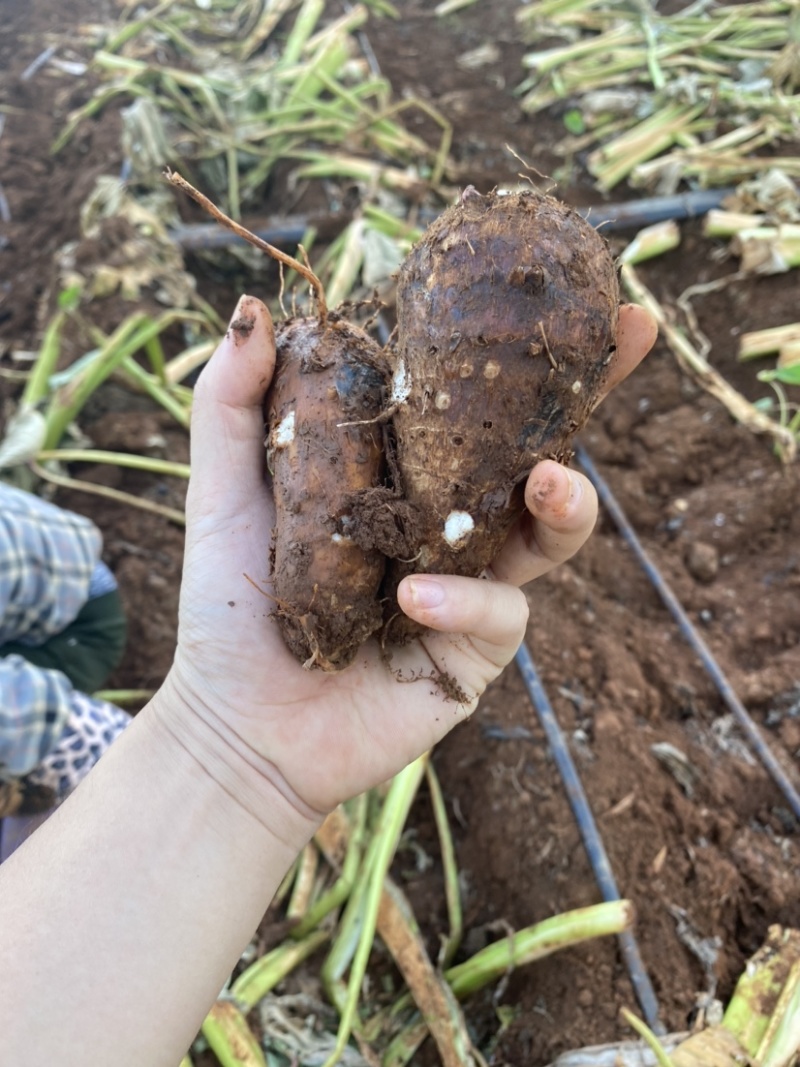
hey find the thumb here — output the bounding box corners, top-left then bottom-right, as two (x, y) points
(188, 295), (276, 521)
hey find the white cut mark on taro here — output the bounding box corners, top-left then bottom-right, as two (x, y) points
(331, 533), (352, 544)
(443, 510), (475, 547)
(435, 390), (451, 410)
(571, 379), (582, 394)
(483, 360), (501, 380)
(272, 410), (296, 447)
(391, 359), (411, 405)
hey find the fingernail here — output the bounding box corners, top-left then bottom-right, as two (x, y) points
(407, 577), (445, 609)
(566, 469), (583, 507)
(226, 294), (259, 348)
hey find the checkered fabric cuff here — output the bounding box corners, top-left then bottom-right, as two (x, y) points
(25, 693), (131, 800)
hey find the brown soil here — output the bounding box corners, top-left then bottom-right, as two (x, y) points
(2, 1), (799, 1064)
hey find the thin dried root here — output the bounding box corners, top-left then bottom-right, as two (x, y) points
(165, 169), (328, 322)
(621, 263), (797, 462)
(336, 402), (399, 429)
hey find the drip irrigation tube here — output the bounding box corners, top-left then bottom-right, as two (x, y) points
(576, 445), (800, 824)
(514, 642), (664, 1034)
(576, 187), (733, 231)
(166, 187), (741, 252)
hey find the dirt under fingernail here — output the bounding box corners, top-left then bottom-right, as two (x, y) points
(228, 297), (257, 346)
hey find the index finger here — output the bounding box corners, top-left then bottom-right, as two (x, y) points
(487, 461), (598, 587)
(593, 302), (658, 409)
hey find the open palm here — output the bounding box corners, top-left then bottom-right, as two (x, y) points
(168, 295), (656, 818)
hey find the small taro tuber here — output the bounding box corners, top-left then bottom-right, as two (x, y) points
(266, 314), (391, 670)
(382, 187), (620, 640)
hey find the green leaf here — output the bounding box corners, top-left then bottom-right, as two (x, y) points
(563, 108), (585, 135)
(57, 284), (83, 311)
(758, 365), (800, 386)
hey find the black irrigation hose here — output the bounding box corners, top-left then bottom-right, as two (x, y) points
(576, 187), (733, 231)
(166, 187), (740, 252)
(576, 444), (800, 824)
(514, 642), (665, 1034)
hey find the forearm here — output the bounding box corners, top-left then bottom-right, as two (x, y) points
(0, 684), (314, 1067)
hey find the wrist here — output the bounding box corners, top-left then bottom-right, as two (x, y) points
(150, 665), (324, 856)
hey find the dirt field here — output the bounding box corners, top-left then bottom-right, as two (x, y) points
(2, 1), (799, 1063)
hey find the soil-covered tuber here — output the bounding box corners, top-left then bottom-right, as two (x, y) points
(169, 171), (619, 669)
(383, 187), (619, 639)
(266, 315), (390, 670)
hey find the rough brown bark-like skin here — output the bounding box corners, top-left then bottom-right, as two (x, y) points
(266, 316), (389, 670)
(385, 188), (619, 639)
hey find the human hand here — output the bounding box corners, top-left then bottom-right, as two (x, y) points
(161, 297), (656, 842)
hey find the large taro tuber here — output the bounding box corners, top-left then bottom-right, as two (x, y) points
(382, 187), (619, 640)
(266, 314), (391, 670)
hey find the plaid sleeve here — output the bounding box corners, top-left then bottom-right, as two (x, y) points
(0, 484), (102, 646)
(25, 690), (131, 799)
(0, 655), (73, 776)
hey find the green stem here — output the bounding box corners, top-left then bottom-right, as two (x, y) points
(383, 900), (634, 1067)
(31, 461), (185, 525)
(226, 143), (241, 221)
(42, 314), (150, 450)
(321, 756), (428, 1067)
(425, 761), (462, 967)
(201, 1001), (267, 1067)
(119, 357), (191, 429)
(291, 793), (368, 940)
(619, 220), (681, 265)
(230, 928), (330, 1011)
(621, 1008), (675, 1067)
(23, 311), (66, 408)
(445, 900), (632, 999)
(36, 449), (191, 478)
(277, 0), (326, 70)
(93, 689), (155, 705)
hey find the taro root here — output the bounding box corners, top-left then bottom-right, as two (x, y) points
(266, 315), (390, 670)
(166, 172), (393, 671)
(384, 187), (619, 639)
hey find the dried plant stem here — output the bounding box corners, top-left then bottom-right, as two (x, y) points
(31, 461), (186, 524)
(620, 263), (797, 461)
(165, 168), (328, 320)
(377, 877), (478, 1067)
(286, 842), (320, 921)
(739, 322), (800, 360)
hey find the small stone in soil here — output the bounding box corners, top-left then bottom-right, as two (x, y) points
(685, 541), (719, 583)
